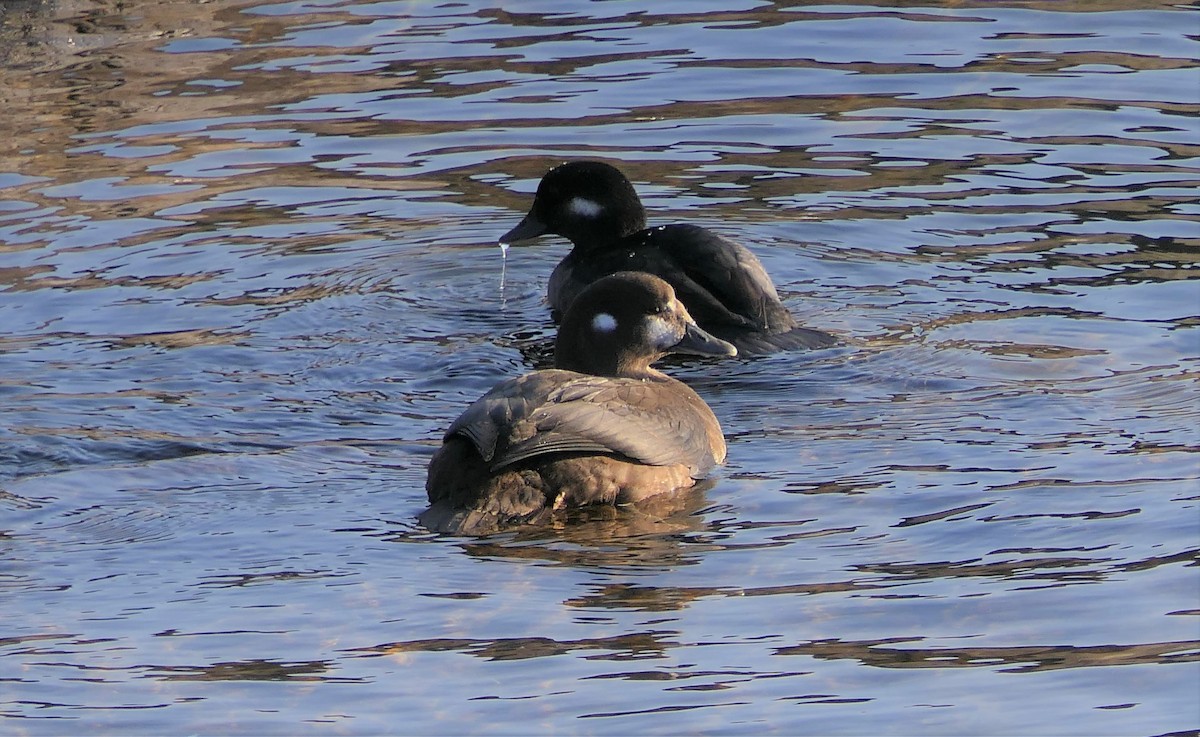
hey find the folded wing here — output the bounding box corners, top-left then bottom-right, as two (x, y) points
(445, 370), (724, 477)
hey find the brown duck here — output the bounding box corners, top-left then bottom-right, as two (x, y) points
(422, 271), (736, 534)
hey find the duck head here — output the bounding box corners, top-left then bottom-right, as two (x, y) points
(500, 161), (648, 252)
(554, 271), (737, 378)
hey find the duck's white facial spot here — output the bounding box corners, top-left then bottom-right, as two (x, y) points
(567, 197), (603, 218)
(645, 316), (678, 350)
(591, 312), (618, 333)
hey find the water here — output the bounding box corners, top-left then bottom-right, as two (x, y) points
(1, 0), (1197, 734)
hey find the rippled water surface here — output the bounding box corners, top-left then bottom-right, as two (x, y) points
(2, 0), (1198, 734)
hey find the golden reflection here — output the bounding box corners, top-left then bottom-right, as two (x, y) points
(563, 578), (879, 612)
(110, 327), (248, 349)
(775, 637), (1200, 673)
(408, 484), (719, 569)
(565, 583), (725, 612)
(351, 631), (675, 662)
(8, 268), (224, 293)
(1, 0), (1193, 233)
(148, 658), (353, 681)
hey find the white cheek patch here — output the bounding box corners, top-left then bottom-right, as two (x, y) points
(568, 197), (603, 218)
(645, 316), (677, 350)
(592, 312), (618, 333)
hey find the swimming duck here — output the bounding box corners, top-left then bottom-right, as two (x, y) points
(421, 271), (736, 535)
(499, 160), (836, 355)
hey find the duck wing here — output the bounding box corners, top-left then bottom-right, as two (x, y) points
(640, 225), (837, 352)
(637, 224), (793, 330)
(445, 370), (724, 476)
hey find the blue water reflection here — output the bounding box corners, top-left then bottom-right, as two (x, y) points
(1, 0), (1197, 734)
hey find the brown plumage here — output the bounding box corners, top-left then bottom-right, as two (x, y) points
(421, 272), (736, 534)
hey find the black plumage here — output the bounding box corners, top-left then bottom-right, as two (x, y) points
(500, 160), (836, 355)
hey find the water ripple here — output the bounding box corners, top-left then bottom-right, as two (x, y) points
(1, 1), (1197, 734)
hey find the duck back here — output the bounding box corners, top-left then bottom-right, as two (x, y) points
(550, 224), (835, 354)
(422, 371), (725, 534)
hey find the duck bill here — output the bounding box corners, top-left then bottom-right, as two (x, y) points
(673, 322), (738, 358)
(498, 213), (548, 246)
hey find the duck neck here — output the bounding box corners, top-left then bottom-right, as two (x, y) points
(554, 340), (663, 380)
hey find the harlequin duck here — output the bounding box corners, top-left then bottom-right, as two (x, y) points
(421, 271), (736, 535)
(499, 160), (836, 355)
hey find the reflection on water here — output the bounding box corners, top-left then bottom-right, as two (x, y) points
(776, 638), (1198, 674)
(149, 658), (355, 683)
(2, 0), (1198, 734)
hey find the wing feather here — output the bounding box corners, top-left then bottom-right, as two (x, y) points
(651, 224), (792, 330)
(445, 371), (723, 476)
